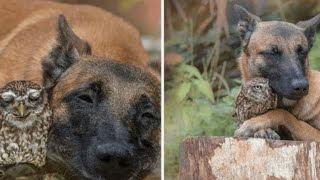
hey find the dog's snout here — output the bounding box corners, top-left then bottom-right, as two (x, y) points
(291, 79), (309, 96)
(96, 143), (134, 169)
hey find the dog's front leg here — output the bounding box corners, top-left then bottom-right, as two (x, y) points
(235, 109), (320, 141)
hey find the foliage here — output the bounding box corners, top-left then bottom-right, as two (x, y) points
(165, 63), (238, 178)
(310, 34), (320, 70)
(165, 1), (238, 178)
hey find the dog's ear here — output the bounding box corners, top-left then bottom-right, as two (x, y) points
(42, 15), (92, 90)
(297, 14), (320, 49)
(234, 5), (261, 46)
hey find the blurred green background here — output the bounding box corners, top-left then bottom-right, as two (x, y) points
(164, 0), (320, 179)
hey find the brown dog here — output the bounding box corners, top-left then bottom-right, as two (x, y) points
(0, 0), (160, 179)
(233, 5), (320, 141)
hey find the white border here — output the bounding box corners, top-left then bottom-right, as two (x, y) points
(161, 0), (165, 179)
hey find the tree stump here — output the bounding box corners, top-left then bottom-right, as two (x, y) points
(180, 136), (320, 180)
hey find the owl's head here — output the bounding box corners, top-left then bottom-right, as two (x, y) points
(242, 77), (273, 102)
(0, 81), (48, 128)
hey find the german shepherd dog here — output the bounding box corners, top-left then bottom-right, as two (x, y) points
(233, 5), (320, 141)
(0, 0), (160, 179)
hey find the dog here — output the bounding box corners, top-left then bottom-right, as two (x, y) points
(0, 0), (160, 179)
(233, 5), (320, 141)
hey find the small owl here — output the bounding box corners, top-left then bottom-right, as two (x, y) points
(0, 81), (52, 167)
(235, 77), (278, 124)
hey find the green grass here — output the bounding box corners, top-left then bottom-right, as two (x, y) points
(310, 34), (320, 70)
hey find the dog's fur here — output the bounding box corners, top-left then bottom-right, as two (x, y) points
(233, 5), (320, 141)
(0, 0), (160, 179)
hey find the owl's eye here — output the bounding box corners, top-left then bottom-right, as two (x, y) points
(1, 95), (14, 103)
(254, 85), (262, 90)
(1, 91), (15, 103)
(29, 92), (40, 101)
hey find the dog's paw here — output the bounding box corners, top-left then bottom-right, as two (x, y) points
(234, 117), (273, 138)
(234, 121), (256, 138)
(254, 128), (280, 140)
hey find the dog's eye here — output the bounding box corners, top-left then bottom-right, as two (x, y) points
(296, 45), (306, 56)
(141, 112), (155, 119)
(77, 94), (93, 103)
(259, 46), (281, 56)
(139, 111), (157, 130)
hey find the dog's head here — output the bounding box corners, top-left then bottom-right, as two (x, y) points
(42, 15), (160, 180)
(235, 5), (320, 100)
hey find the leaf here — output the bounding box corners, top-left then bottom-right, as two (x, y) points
(192, 79), (214, 103)
(179, 64), (203, 79)
(174, 82), (191, 102)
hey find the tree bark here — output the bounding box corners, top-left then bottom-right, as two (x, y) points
(180, 136), (320, 180)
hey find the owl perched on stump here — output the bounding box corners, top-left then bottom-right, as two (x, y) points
(235, 77), (279, 139)
(0, 81), (52, 167)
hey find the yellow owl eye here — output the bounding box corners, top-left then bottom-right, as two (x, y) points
(254, 85), (262, 90)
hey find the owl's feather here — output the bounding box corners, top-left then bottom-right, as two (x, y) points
(235, 78), (278, 124)
(0, 81), (52, 167)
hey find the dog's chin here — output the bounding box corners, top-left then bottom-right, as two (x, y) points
(281, 93), (307, 101)
(45, 155), (135, 180)
(79, 161), (143, 180)
(73, 148), (144, 180)
(46, 148), (156, 180)
(281, 98), (298, 107)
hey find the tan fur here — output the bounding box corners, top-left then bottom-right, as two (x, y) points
(239, 22), (309, 82)
(235, 20), (320, 141)
(237, 69), (320, 139)
(0, 0), (149, 86)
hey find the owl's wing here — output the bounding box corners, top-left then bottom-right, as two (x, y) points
(234, 91), (246, 122)
(272, 92), (279, 108)
(235, 90), (246, 108)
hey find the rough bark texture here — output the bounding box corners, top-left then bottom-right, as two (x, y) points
(180, 136), (320, 180)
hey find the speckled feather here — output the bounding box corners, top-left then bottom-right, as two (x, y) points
(0, 81), (52, 167)
(235, 78), (278, 124)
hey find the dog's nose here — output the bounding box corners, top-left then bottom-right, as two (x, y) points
(291, 79), (309, 96)
(95, 143), (135, 170)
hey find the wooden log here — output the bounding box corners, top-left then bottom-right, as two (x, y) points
(179, 136), (320, 180)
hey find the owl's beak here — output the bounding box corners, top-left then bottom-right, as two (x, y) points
(18, 103), (26, 117)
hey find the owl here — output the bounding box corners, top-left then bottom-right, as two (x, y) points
(234, 77), (280, 139)
(0, 81), (52, 167)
